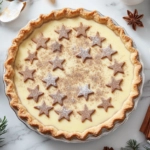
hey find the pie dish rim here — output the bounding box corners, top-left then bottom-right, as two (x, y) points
(3, 8), (143, 141)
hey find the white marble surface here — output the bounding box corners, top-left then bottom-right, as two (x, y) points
(0, 0), (150, 149)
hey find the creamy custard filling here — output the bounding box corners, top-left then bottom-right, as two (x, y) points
(14, 17), (134, 132)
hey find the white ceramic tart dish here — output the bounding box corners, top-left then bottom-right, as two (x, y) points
(4, 8), (142, 141)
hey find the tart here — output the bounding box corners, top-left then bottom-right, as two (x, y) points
(4, 8), (142, 140)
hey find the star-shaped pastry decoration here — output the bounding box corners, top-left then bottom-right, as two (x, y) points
(19, 66), (35, 82)
(27, 85), (44, 103)
(55, 25), (71, 40)
(108, 60), (125, 75)
(106, 77), (123, 93)
(32, 33), (50, 50)
(97, 97), (113, 112)
(78, 84), (94, 101)
(25, 51), (38, 64)
(76, 48), (92, 62)
(50, 91), (66, 106)
(100, 44), (117, 61)
(49, 56), (65, 71)
(74, 22), (90, 37)
(50, 41), (62, 52)
(42, 73), (59, 89)
(34, 101), (53, 117)
(89, 32), (106, 47)
(77, 105), (95, 122)
(55, 106), (73, 121)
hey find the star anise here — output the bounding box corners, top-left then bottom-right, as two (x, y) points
(123, 9), (144, 31)
(103, 147), (114, 150)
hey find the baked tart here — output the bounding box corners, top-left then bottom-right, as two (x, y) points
(4, 8), (142, 141)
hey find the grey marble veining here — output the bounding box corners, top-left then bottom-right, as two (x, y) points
(0, 0), (150, 150)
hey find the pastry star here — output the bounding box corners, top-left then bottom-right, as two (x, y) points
(42, 73), (59, 89)
(49, 56), (65, 71)
(106, 77), (123, 93)
(108, 60), (125, 75)
(34, 101), (53, 117)
(74, 22), (90, 37)
(32, 33), (50, 50)
(55, 106), (73, 121)
(89, 32), (106, 47)
(78, 84), (94, 101)
(19, 66), (35, 82)
(78, 105), (95, 122)
(100, 44), (117, 61)
(76, 47), (92, 62)
(50, 41), (62, 52)
(25, 51), (38, 64)
(50, 91), (66, 106)
(27, 85), (44, 103)
(97, 97), (113, 112)
(55, 25), (71, 40)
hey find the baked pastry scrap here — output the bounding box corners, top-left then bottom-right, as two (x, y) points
(4, 8), (142, 140)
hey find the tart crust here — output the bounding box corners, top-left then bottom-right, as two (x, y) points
(4, 8), (142, 140)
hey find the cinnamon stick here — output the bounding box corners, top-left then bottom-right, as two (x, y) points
(140, 105), (150, 135)
(146, 119), (150, 139)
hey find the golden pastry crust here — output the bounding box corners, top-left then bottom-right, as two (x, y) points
(4, 8), (142, 140)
